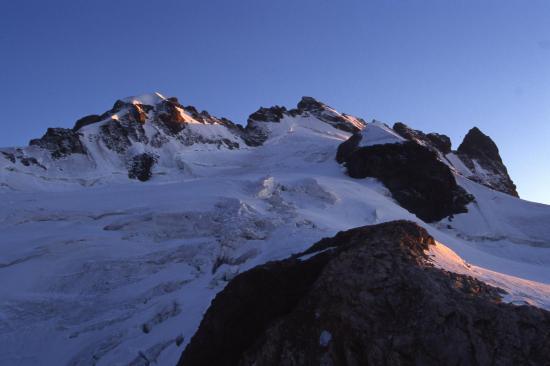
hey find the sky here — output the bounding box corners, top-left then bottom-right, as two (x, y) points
(0, 0), (549, 203)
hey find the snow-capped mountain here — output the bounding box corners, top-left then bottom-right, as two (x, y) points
(0, 94), (549, 365)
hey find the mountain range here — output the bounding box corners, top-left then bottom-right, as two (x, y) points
(1, 93), (549, 365)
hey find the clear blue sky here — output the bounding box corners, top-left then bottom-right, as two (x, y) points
(1, 0), (549, 203)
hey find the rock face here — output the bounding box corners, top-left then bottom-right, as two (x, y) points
(248, 106), (288, 123)
(393, 122), (452, 155)
(73, 114), (102, 131)
(340, 140), (473, 222)
(457, 127), (518, 197)
(295, 96), (365, 133)
(29, 128), (88, 159)
(243, 106), (289, 146)
(335, 132), (362, 164)
(245, 97), (366, 146)
(127, 153), (156, 182)
(179, 221), (550, 366)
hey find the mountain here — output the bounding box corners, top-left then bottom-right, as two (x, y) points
(0, 94), (549, 366)
(456, 127), (519, 196)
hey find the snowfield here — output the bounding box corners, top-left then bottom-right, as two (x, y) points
(1, 103), (550, 366)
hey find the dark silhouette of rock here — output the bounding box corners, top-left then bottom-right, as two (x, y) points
(1, 151), (16, 163)
(243, 106), (289, 146)
(73, 114), (102, 131)
(29, 128), (88, 159)
(427, 132), (452, 154)
(335, 132), (362, 163)
(295, 97), (365, 133)
(100, 119), (148, 154)
(341, 141), (473, 222)
(154, 98), (188, 135)
(18, 156), (46, 169)
(393, 122), (452, 155)
(179, 221), (550, 366)
(128, 153), (156, 182)
(457, 127), (518, 197)
(248, 106), (287, 123)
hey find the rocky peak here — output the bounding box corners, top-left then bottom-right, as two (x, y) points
(393, 122), (451, 155)
(457, 127), (502, 163)
(457, 127), (518, 197)
(295, 96), (365, 133)
(296, 96), (327, 113)
(153, 97), (190, 134)
(248, 106), (288, 123)
(29, 128), (88, 159)
(73, 114), (102, 131)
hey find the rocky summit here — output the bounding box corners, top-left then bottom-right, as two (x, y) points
(457, 127), (519, 197)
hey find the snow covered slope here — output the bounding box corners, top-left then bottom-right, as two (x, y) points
(0, 95), (549, 366)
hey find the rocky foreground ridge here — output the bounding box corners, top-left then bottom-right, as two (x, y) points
(180, 221), (550, 366)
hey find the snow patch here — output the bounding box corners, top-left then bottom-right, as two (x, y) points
(121, 92), (166, 106)
(358, 121), (406, 147)
(319, 330), (332, 347)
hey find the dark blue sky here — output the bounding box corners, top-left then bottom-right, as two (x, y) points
(1, 0), (549, 203)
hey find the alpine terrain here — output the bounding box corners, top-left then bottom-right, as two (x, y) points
(1, 93), (549, 365)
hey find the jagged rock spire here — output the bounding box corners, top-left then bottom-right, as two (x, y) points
(457, 127), (518, 197)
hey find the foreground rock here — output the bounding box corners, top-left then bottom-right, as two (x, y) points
(179, 221), (550, 366)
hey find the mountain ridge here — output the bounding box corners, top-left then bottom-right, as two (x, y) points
(1, 92), (549, 365)
(1, 93), (518, 199)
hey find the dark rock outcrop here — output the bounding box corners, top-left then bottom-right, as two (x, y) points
(73, 114), (102, 131)
(100, 119), (148, 154)
(1, 150), (46, 169)
(295, 96), (365, 133)
(393, 122), (452, 155)
(179, 221), (550, 366)
(340, 140), (473, 222)
(426, 132), (452, 154)
(127, 153), (156, 182)
(457, 127), (518, 197)
(335, 132), (362, 164)
(154, 98), (189, 135)
(29, 128), (88, 159)
(243, 97), (366, 146)
(248, 106), (288, 123)
(1, 151), (16, 163)
(243, 106), (290, 146)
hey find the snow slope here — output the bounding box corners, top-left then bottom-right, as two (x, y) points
(1, 98), (549, 366)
